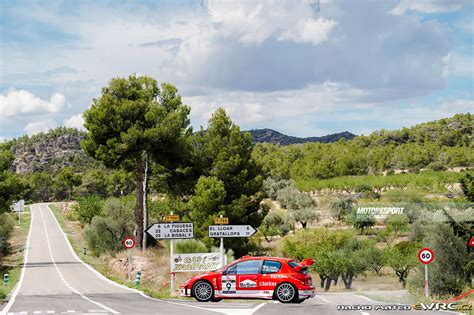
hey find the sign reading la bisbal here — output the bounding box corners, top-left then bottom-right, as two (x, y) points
(171, 253), (221, 272)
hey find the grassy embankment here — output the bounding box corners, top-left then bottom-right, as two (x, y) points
(0, 207), (31, 302)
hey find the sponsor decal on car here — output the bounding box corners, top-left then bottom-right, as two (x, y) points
(259, 281), (277, 287)
(239, 279), (257, 288)
(270, 274), (288, 279)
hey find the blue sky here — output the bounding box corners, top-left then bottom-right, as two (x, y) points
(0, 0), (472, 139)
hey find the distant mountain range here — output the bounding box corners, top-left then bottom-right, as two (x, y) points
(247, 129), (356, 145)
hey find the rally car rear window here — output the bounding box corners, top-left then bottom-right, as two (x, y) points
(262, 260), (281, 274)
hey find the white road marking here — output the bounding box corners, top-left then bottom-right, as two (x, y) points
(360, 312), (370, 315)
(46, 311), (55, 314)
(33, 312), (42, 314)
(1, 208), (34, 315)
(315, 295), (332, 304)
(38, 206), (118, 314)
(252, 303), (266, 314)
(45, 204), (222, 313)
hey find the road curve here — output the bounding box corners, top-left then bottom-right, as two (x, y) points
(0, 204), (226, 315)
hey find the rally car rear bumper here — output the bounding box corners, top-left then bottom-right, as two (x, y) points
(298, 289), (316, 298)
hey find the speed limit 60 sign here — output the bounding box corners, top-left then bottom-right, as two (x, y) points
(418, 247), (434, 264)
(123, 237), (135, 250)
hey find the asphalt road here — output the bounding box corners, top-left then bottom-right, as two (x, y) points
(0, 204), (459, 315)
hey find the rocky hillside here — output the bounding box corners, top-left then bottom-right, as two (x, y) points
(248, 129), (356, 145)
(10, 127), (96, 174)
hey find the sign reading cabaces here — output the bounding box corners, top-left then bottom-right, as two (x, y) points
(171, 253), (221, 272)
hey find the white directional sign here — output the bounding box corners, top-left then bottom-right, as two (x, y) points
(208, 225), (256, 238)
(146, 222), (194, 240)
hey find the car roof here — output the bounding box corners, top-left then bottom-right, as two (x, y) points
(238, 256), (294, 262)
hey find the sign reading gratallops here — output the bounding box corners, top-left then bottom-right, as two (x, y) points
(171, 253), (221, 272)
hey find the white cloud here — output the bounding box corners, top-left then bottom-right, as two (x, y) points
(24, 119), (58, 136)
(390, 0), (468, 15)
(63, 113), (85, 130)
(0, 90), (66, 117)
(205, 1), (336, 45)
(278, 17), (337, 45)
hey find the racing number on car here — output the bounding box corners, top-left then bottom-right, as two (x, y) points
(221, 275), (236, 294)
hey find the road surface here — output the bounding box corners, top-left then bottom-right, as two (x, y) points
(1, 204), (457, 315)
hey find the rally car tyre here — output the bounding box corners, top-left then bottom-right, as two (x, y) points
(192, 280), (214, 302)
(294, 298), (306, 304)
(274, 283), (298, 303)
(211, 297), (222, 302)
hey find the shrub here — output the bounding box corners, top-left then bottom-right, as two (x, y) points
(83, 197), (134, 255)
(73, 195), (103, 225)
(260, 209), (290, 242)
(175, 239), (208, 254)
(423, 223), (471, 295)
(0, 213), (14, 260)
(349, 213), (376, 234)
(384, 241), (419, 288)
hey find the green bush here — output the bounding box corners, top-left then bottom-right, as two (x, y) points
(422, 223), (471, 295)
(0, 213), (14, 259)
(175, 239), (208, 254)
(73, 195), (103, 225)
(83, 197), (134, 255)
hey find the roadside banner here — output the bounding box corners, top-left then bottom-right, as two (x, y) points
(171, 253), (221, 272)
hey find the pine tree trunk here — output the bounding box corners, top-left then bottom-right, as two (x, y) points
(135, 157), (144, 248)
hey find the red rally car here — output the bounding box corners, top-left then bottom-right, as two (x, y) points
(180, 256), (315, 303)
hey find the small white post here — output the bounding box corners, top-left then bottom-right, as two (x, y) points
(219, 215), (225, 267)
(170, 211), (175, 293)
(170, 239), (174, 292)
(127, 249), (131, 281)
(424, 264), (429, 297)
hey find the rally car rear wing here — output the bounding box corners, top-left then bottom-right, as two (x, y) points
(293, 258), (315, 272)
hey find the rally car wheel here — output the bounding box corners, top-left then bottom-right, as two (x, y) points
(192, 280), (214, 302)
(275, 283), (298, 303)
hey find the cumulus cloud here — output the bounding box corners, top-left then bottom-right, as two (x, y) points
(0, 90), (66, 117)
(63, 113), (85, 130)
(390, 0), (468, 15)
(24, 119), (58, 136)
(163, 0), (452, 99)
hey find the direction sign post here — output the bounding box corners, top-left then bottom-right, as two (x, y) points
(214, 215), (230, 268)
(418, 247), (435, 297)
(208, 225), (256, 238)
(123, 237), (135, 281)
(146, 213), (194, 293)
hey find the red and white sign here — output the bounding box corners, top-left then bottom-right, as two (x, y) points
(418, 247), (435, 265)
(123, 237), (135, 249)
(469, 237), (474, 247)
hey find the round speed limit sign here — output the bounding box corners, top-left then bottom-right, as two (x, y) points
(123, 237), (135, 250)
(418, 247), (434, 264)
